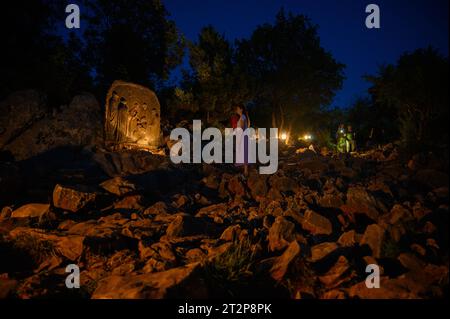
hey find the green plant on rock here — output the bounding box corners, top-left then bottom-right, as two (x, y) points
(12, 233), (56, 264)
(204, 237), (256, 296)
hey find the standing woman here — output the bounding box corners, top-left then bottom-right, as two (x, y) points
(235, 104), (250, 176)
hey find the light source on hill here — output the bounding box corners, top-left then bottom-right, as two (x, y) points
(298, 133), (313, 141)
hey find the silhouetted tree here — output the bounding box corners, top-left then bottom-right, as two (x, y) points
(179, 26), (252, 124)
(83, 0), (185, 92)
(1, 1), (92, 105)
(236, 9), (345, 134)
(346, 97), (398, 147)
(366, 47), (449, 151)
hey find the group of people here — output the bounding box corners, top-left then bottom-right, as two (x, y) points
(336, 124), (356, 154)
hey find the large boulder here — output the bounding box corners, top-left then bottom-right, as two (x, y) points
(0, 90), (47, 153)
(92, 262), (207, 299)
(92, 149), (169, 177)
(0, 91), (102, 160)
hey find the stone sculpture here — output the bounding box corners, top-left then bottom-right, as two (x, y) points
(105, 81), (160, 150)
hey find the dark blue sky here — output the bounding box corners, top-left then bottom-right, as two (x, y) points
(164, 0), (449, 108)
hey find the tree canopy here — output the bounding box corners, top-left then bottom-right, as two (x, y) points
(83, 0), (185, 92)
(1, 1), (91, 105)
(366, 47), (449, 150)
(236, 9), (345, 131)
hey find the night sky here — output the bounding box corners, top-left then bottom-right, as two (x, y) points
(164, 0), (449, 108)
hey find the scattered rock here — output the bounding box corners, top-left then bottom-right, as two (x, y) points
(247, 173), (268, 200)
(319, 255), (351, 288)
(227, 175), (246, 197)
(11, 203), (50, 219)
(220, 225), (241, 242)
(0, 206), (13, 221)
(185, 248), (206, 263)
(341, 186), (386, 221)
(144, 201), (169, 216)
(413, 169), (449, 189)
(337, 230), (360, 247)
(52, 184), (99, 213)
(300, 210), (333, 236)
(100, 177), (138, 197)
(318, 193), (344, 208)
(268, 217), (296, 252)
(360, 224), (385, 258)
(166, 214), (217, 238)
(0, 274), (18, 299)
(270, 240), (301, 281)
(113, 195), (145, 212)
(348, 277), (417, 299)
(309, 242), (338, 262)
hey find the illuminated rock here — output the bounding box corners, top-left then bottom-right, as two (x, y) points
(11, 203), (50, 219)
(105, 80), (161, 150)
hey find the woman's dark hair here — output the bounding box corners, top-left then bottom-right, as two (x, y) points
(236, 104), (250, 127)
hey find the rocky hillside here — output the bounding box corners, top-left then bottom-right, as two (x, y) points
(0, 142), (448, 299)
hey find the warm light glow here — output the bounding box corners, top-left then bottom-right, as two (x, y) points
(299, 133), (313, 141)
(280, 132), (287, 140)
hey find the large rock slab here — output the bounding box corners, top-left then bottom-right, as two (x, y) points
(0, 91), (102, 160)
(0, 90), (47, 153)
